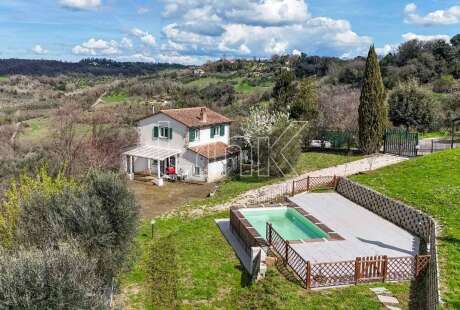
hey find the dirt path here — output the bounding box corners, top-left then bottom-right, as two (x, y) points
(128, 181), (216, 219)
(90, 91), (107, 109)
(182, 154), (407, 217)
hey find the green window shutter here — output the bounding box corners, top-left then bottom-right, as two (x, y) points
(169, 128), (173, 139)
(153, 126), (159, 138)
(189, 128), (195, 142)
(220, 125), (225, 136)
(210, 127), (215, 138)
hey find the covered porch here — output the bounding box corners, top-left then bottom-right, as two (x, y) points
(123, 145), (181, 187)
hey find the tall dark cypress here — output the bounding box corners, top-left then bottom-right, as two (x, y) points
(359, 45), (387, 154)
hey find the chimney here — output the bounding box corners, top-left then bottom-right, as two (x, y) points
(200, 107), (207, 122)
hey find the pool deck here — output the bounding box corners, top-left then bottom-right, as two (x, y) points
(288, 192), (419, 263)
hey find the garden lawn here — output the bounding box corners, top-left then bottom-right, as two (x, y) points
(118, 213), (410, 309)
(352, 148), (460, 308)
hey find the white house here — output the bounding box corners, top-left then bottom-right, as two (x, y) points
(122, 107), (240, 186)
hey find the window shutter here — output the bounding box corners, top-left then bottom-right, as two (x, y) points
(153, 126), (159, 138)
(189, 128), (195, 142)
(220, 125), (225, 136)
(210, 127), (215, 138)
(169, 128), (173, 139)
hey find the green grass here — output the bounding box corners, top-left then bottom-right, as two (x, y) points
(119, 213), (410, 309)
(186, 77), (222, 88)
(352, 149), (460, 308)
(19, 117), (92, 144)
(0, 75), (8, 81)
(420, 131), (450, 139)
(103, 92), (129, 104)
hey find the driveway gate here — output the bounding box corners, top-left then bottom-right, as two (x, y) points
(384, 128), (419, 157)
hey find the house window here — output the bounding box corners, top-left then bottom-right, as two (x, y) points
(153, 126), (173, 139)
(160, 127), (168, 138)
(194, 166), (201, 175)
(189, 128), (200, 142)
(210, 125), (225, 138)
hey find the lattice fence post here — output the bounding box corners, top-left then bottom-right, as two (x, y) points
(285, 241), (289, 265)
(292, 180), (295, 196)
(307, 176), (310, 192)
(382, 255), (388, 282)
(415, 254), (420, 277)
(305, 261), (311, 289)
(354, 257), (361, 284)
(267, 223), (272, 246)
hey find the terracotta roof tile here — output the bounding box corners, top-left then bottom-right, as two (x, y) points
(189, 142), (239, 160)
(138, 107), (232, 128)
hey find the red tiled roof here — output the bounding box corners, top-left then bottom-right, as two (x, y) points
(138, 107), (232, 128)
(189, 142), (239, 160)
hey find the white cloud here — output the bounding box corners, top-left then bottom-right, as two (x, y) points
(292, 49), (302, 56)
(120, 37), (133, 49)
(376, 44), (397, 56)
(137, 7), (150, 15)
(60, 0), (101, 10)
(72, 38), (126, 55)
(402, 32), (450, 42)
(404, 3), (460, 26)
(131, 28), (156, 46)
(158, 0), (371, 62)
(130, 53), (156, 62)
(32, 45), (48, 55)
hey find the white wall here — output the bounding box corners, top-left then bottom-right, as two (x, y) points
(207, 158), (227, 182)
(178, 149), (207, 180)
(188, 124), (230, 148)
(137, 113), (188, 151)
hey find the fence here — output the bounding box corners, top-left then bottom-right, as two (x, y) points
(256, 176), (337, 204)
(304, 128), (359, 152)
(335, 177), (440, 309)
(265, 224), (430, 289)
(418, 137), (460, 155)
(384, 128), (419, 157)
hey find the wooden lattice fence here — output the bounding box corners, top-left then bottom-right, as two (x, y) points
(255, 176), (337, 204)
(335, 177), (440, 309)
(265, 224), (430, 289)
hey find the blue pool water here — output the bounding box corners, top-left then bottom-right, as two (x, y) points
(239, 207), (328, 241)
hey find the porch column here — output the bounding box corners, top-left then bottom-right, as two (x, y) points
(156, 158), (164, 187)
(127, 155), (134, 180)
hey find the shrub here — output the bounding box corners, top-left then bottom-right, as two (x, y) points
(388, 80), (436, 131)
(0, 244), (106, 309)
(433, 74), (456, 93)
(1, 169), (139, 283)
(146, 235), (178, 308)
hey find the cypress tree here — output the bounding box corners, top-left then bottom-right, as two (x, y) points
(359, 45), (387, 154)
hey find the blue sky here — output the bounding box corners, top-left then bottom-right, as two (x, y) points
(1, 0), (459, 64)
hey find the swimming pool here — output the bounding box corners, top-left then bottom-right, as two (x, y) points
(230, 207), (329, 246)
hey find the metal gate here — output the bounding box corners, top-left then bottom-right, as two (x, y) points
(384, 128), (419, 157)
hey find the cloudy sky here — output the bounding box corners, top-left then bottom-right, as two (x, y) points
(1, 0), (459, 65)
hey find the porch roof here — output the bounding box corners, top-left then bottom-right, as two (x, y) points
(123, 145), (181, 160)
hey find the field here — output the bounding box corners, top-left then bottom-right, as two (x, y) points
(352, 149), (460, 308)
(186, 76), (273, 94)
(18, 116), (92, 144)
(0, 75), (8, 81)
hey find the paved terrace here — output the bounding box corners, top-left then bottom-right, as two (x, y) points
(288, 192), (419, 263)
